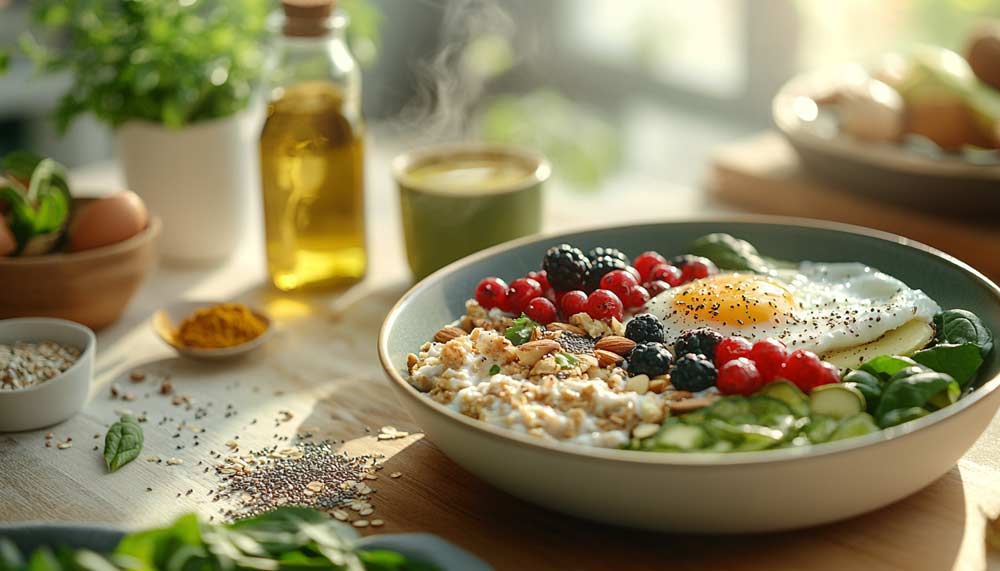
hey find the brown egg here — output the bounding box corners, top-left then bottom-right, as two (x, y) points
(0, 216), (15, 256)
(68, 191), (149, 252)
(967, 24), (1000, 91)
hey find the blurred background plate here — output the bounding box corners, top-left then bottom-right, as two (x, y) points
(773, 66), (1000, 221)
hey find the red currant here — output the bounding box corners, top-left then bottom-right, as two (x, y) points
(717, 357), (764, 396)
(559, 290), (588, 318)
(648, 264), (682, 287)
(585, 289), (624, 322)
(634, 251), (667, 281)
(749, 338), (788, 382)
(680, 257), (718, 283)
(645, 280), (670, 297)
(781, 349), (822, 387)
(626, 285), (650, 309)
(504, 277), (543, 315)
(524, 297), (558, 325)
(527, 270), (550, 293)
(625, 265), (642, 282)
(714, 336), (752, 367)
(790, 359), (840, 392)
(475, 277), (508, 310)
(599, 270), (638, 301)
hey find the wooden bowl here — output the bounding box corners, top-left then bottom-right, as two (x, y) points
(0, 211), (161, 330)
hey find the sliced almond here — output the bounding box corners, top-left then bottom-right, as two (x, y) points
(594, 349), (624, 368)
(515, 339), (561, 366)
(574, 353), (599, 370)
(546, 322), (587, 336)
(648, 378), (669, 394)
(434, 326), (466, 343)
(667, 396), (718, 413)
(595, 335), (636, 356)
(625, 374), (650, 394)
(529, 356), (560, 377)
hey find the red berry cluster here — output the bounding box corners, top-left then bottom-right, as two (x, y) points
(475, 273), (559, 324)
(633, 251), (717, 297)
(713, 336), (839, 396)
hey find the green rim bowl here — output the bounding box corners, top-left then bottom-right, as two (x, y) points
(379, 216), (1000, 533)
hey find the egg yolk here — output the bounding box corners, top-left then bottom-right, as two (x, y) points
(670, 274), (797, 326)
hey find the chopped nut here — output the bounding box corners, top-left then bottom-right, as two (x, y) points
(515, 339), (561, 366)
(625, 374), (650, 394)
(546, 322), (588, 336)
(594, 349), (624, 368)
(667, 396), (718, 413)
(594, 335), (636, 356)
(649, 378), (669, 394)
(433, 326), (466, 344)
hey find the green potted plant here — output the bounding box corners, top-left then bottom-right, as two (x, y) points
(19, 0), (270, 263)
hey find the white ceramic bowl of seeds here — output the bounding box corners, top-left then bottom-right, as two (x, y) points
(0, 318), (96, 432)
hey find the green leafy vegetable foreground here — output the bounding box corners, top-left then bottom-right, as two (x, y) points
(0, 508), (439, 571)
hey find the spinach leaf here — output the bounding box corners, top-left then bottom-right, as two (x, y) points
(842, 370), (882, 413)
(934, 309), (993, 356)
(689, 233), (770, 273)
(875, 371), (959, 420)
(103, 416), (143, 472)
(878, 407), (930, 429)
(488, 364), (500, 375)
(912, 343), (984, 387)
(504, 315), (539, 346)
(859, 355), (920, 381)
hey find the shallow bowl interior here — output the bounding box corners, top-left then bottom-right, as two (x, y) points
(381, 217), (1000, 465)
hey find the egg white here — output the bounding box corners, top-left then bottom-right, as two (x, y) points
(644, 262), (940, 355)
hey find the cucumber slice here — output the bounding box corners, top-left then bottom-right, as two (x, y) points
(747, 396), (793, 420)
(708, 419), (785, 450)
(878, 406), (930, 428)
(758, 381), (810, 417)
(810, 384), (866, 419)
(829, 413), (879, 442)
(655, 423), (708, 451)
(705, 397), (751, 421)
(805, 415), (838, 443)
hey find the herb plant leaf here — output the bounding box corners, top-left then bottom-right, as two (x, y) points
(103, 415), (143, 472)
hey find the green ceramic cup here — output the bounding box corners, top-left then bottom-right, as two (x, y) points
(393, 143), (550, 280)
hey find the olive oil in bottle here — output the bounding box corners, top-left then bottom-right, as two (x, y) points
(259, 0), (365, 291)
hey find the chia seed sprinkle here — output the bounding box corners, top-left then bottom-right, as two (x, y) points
(212, 441), (382, 521)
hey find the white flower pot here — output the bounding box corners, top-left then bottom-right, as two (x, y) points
(116, 113), (253, 264)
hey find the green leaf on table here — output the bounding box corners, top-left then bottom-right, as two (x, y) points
(934, 309), (994, 357)
(504, 315), (539, 346)
(913, 343), (984, 387)
(103, 415), (143, 472)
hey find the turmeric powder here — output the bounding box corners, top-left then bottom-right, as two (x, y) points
(176, 303), (267, 349)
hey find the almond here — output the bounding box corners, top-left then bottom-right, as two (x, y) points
(667, 396), (718, 413)
(594, 349), (624, 368)
(648, 378), (669, 394)
(516, 339), (561, 366)
(434, 326), (466, 343)
(594, 335), (636, 356)
(546, 322), (588, 336)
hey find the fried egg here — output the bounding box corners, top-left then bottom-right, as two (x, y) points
(645, 262), (940, 355)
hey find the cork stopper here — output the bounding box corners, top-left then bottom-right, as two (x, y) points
(282, 0), (334, 37)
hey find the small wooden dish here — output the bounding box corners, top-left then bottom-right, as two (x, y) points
(152, 301), (272, 360)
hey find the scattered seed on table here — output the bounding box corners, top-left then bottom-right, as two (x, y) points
(371, 519), (384, 527)
(129, 371), (146, 382)
(352, 520), (369, 528)
(390, 472), (402, 479)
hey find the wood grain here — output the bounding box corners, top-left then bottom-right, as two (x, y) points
(1, 156), (998, 571)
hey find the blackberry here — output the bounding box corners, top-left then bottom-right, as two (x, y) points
(674, 328), (723, 360)
(542, 244), (591, 292)
(587, 247), (629, 265)
(625, 314), (665, 344)
(584, 255), (629, 291)
(626, 342), (673, 377)
(671, 353), (717, 392)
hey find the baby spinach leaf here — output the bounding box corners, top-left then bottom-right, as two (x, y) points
(859, 355), (920, 381)
(934, 309), (994, 356)
(878, 407), (930, 429)
(689, 233), (770, 273)
(912, 343), (984, 387)
(103, 415), (143, 472)
(488, 364), (501, 375)
(875, 371), (959, 420)
(504, 315), (539, 346)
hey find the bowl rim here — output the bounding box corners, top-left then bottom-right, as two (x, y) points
(772, 64), (1000, 177)
(0, 317), (96, 396)
(378, 215), (1000, 467)
(0, 216), (162, 266)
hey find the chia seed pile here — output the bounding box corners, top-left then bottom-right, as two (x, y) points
(1, 340), (82, 391)
(212, 441), (384, 521)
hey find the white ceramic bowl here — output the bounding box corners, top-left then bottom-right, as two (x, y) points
(0, 318), (96, 432)
(152, 301), (272, 360)
(379, 218), (1000, 533)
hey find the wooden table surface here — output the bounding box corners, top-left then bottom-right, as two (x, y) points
(2, 146), (999, 571)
